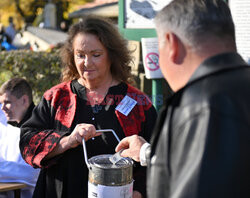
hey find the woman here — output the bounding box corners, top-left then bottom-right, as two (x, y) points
(20, 16), (157, 198)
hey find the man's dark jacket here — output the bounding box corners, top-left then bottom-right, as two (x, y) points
(148, 52), (250, 198)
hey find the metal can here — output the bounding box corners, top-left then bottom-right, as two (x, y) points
(82, 129), (134, 198)
(88, 154), (133, 198)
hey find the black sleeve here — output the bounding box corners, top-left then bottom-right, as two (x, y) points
(19, 96), (69, 168)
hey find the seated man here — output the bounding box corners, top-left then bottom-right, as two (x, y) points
(0, 77), (40, 198)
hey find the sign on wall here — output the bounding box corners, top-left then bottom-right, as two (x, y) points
(229, 0), (250, 64)
(124, 0), (171, 29)
(141, 37), (163, 79)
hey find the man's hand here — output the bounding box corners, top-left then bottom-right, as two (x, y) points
(115, 135), (147, 162)
(133, 190), (143, 198)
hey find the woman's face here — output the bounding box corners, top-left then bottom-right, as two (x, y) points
(73, 33), (111, 83)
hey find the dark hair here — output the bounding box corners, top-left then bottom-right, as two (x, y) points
(0, 77), (33, 102)
(155, 0), (236, 50)
(8, 16), (13, 24)
(60, 15), (134, 84)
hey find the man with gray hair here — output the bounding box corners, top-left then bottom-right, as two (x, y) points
(116, 0), (250, 197)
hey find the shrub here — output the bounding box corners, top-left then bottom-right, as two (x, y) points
(0, 49), (62, 104)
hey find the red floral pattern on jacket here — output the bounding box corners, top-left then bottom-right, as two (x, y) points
(23, 131), (61, 168)
(44, 82), (77, 128)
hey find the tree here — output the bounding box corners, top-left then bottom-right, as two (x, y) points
(0, 0), (92, 29)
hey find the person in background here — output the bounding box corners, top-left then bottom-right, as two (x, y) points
(0, 24), (10, 44)
(5, 16), (16, 43)
(0, 77), (35, 127)
(115, 0), (250, 197)
(20, 15), (157, 198)
(60, 20), (69, 32)
(0, 78), (40, 198)
(0, 23), (16, 51)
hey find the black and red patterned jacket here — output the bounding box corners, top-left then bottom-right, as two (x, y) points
(19, 81), (157, 198)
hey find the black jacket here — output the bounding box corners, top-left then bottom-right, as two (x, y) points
(148, 52), (250, 198)
(20, 82), (157, 198)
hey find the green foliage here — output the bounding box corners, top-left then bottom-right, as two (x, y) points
(0, 50), (62, 105)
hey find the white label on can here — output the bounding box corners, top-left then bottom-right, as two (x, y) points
(88, 181), (133, 198)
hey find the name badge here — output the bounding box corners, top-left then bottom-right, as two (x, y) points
(116, 95), (137, 116)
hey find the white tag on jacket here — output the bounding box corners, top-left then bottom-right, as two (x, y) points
(115, 95), (137, 116)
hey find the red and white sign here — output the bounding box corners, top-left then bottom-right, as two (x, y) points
(145, 52), (159, 71)
(141, 37), (163, 79)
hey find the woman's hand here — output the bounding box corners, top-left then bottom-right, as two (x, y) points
(133, 191), (143, 198)
(44, 124), (100, 160)
(68, 123), (100, 148)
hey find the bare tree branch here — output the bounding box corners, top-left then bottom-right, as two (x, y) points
(14, 0), (26, 18)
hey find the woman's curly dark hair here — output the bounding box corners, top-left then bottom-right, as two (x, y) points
(60, 15), (134, 84)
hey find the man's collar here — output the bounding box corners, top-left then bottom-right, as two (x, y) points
(188, 52), (248, 85)
(18, 102), (35, 127)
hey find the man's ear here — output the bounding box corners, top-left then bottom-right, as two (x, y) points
(21, 95), (29, 107)
(165, 32), (178, 63)
(165, 32), (185, 64)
